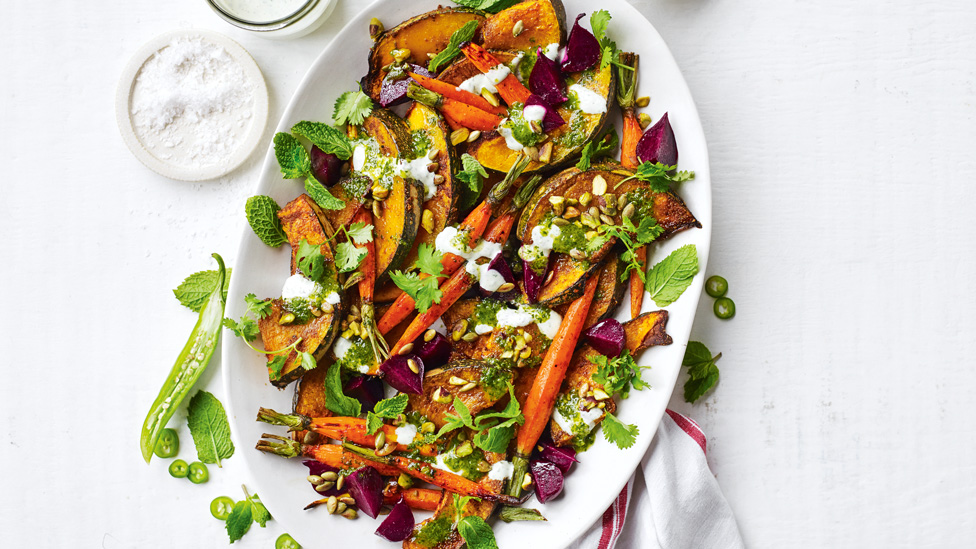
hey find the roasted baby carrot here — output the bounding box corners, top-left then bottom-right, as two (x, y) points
(409, 72), (509, 117)
(256, 409), (436, 456)
(352, 208), (390, 365)
(616, 52), (648, 318)
(507, 273), (601, 497)
(407, 83), (502, 132)
(459, 42), (533, 106)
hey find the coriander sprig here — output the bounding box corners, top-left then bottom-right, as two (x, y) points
(614, 161), (695, 193)
(389, 243), (447, 313)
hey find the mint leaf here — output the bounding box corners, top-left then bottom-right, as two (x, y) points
(683, 341), (721, 403)
(245, 195), (287, 248)
(325, 362), (362, 417)
(332, 89), (374, 127)
(373, 394), (409, 418)
(451, 0), (519, 14)
(458, 515), (500, 549)
(305, 175), (346, 211)
(602, 412), (639, 449)
(576, 127), (619, 170)
(645, 244), (698, 306)
(247, 491), (272, 527)
(498, 506), (547, 523)
(366, 412), (384, 435)
(346, 221), (374, 245)
(174, 268), (231, 312)
(226, 500), (252, 543)
(429, 20), (480, 73)
(457, 153), (488, 210)
(186, 391), (235, 467)
(273, 132), (311, 179)
(296, 239), (325, 281)
(267, 354), (287, 381)
(390, 270), (441, 313)
(223, 316), (259, 342)
(335, 241), (367, 273)
(292, 120), (355, 160)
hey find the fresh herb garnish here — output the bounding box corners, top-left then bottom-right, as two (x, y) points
(324, 361), (362, 417)
(273, 131), (345, 211)
(389, 243), (446, 312)
(291, 120), (355, 160)
(186, 390), (235, 467)
(436, 387), (524, 453)
(645, 244), (698, 306)
(226, 485), (272, 543)
(590, 350), (650, 400)
(332, 87), (374, 126)
(616, 161), (696, 193)
(498, 506), (547, 522)
(456, 153), (489, 210)
(296, 239), (326, 282)
(601, 411), (639, 449)
(682, 341), (721, 403)
(600, 215), (664, 283)
(576, 127), (619, 170)
(458, 515), (500, 549)
(366, 394), (410, 434)
(173, 268), (231, 312)
(244, 195), (288, 248)
(222, 292), (272, 342)
(451, 0), (520, 14)
(428, 20), (480, 72)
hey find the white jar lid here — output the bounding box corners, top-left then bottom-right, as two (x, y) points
(115, 29), (269, 181)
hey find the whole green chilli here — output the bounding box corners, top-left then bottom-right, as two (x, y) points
(140, 253), (227, 463)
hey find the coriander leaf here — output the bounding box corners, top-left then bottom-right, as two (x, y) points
(332, 89), (374, 127)
(590, 10), (612, 42)
(415, 243), (445, 278)
(602, 412), (639, 449)
(389, 270), (442, 313)
(245, 293), (272, 320)
(226, 500), (252, 543)
(267, 354), (287, 381)
(335, 241), (367, 273)
(325, 361), (362, 417)
(245, 195), (287, 248)
(223, 316), (259, 342)
(186, 391), (235, 467)
(590, 350), (649, 400)
(429, 20), (480, 73)
(645, 244), (698, 306)
(174, 268), (232, 312)
(451, 0), (520, 14)
(299, 351), (317, 371)
(456, 153), (489, 209)
(296, 239), (326, 281)
(273, 132), (311, 179)
(458, 515), (500, 549)
(635, 216), (665, 245)
(576, 127), (619, 170)
(305, 175), (346, 211)
(247, 492), (272, 527)
(366, 412), (384, 435)
(291, 120), (354, 160)
(626, 162), (696, 194)
(682, 341), (721, 403)
(346, 222), (374, 245)
(498, 506), (547, 522)
(373, 394), (409, 418)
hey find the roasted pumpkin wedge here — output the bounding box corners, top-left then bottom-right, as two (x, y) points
(290, 363), (331, 443)
(319, 174), (370, 235)
(401, 102), (460, 269)
(362, 8), (486, 102)
(359, 110), (423, 282)
(278, 194), (337, 275)
(407, 359), (512, 428)
(534, 253), (603, 307)
(441, 299), (481, 362)
(466, 63), (616, 173)
(555, 254), (626, 330)
(549, 310), (672, 447)
(481, 0), (566, 53)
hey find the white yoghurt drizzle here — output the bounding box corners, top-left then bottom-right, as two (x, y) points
(518, 224), (561, 268)
(568, 84), (607, 115)
(553, 406), (604, 436)
(398, 156), (438, 200)
(495, 303), (562, 340)
(435, 226), (505, 293)
(488, 460), (515, 481)
(497, 121), (524, 151)
(522, 104), (547, 125)
(281, 273), (319, 301)
(457, 73), (497, 95)
(395, 423), (418, 446)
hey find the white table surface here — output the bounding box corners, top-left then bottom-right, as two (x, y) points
(2, 0), (974, 547)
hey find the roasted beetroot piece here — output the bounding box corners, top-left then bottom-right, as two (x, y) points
(379, 64), (435, 107)
(583, 318), (625, 357)
(480, 253), (519, 300)
(303, 459), (340, 478)
(561, 14), (600, 73)
(529, 48), (567, 106)
(525, 95), (565, 133)
(375, 497), (415, 541)
(414, 333), (452, 369)
(379, 354), (425, 394)
(344, 375), (385, 413)
(636, 112), (678, 168)
(310, 145), (342, 186)
(538, 441), (579, 474)
(530, 460), (564, 503)
(522, 255), (552, 304)
(346, 466), (385, 519)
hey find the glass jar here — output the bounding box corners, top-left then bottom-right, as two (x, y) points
(205, 0), (336, 39)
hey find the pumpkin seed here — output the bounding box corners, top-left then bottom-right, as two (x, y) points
(579, 192), (593, 207)
(462, 332), (479, 342)
(408, 358), (420, 374)
(481, 89), (500, 107)
(449, 376), (468, 386)
(497, 282), (515, 293)
(341, 508), (359, 520)
(339, 495), (357, 506)
(451, 128), (470, 146)
(563, 206), (580, 219)
(398, 473), (414, 488)
(398, 343), (414, 355)
(622, 203), (636, 219)
(336, 475), (345, 490)
(639, 112), (653, 130)
(513, 19), (524, 36)
(618, 194), (629, 210)
(391, 48), (411, 63)
(592, 175), (608, 195)
(315, 483), (332, 493)
(476, 460), (492, 473)
(322, 471), (338, 482)
(552, 217), (570, 227)
(421, 421), (436, 433)
(307, 475), (324, 485)
(570, 248), (586, 260)
(278, 312), (296, 325)
(424, 329), (437, 342)
(369, 17), (384, 41)
(422, 209), (435, 234)
(521, 473), (533, 490)
(374, 431), (386, 450)
(372, 200), (382, 218)
(635, 95), (650, 108)
(337, 502), (348, 514)
(326, 496), (338, 514)
(600, 214), (615, 226)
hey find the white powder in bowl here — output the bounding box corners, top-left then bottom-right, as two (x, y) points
(129, 36), (254, 169)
